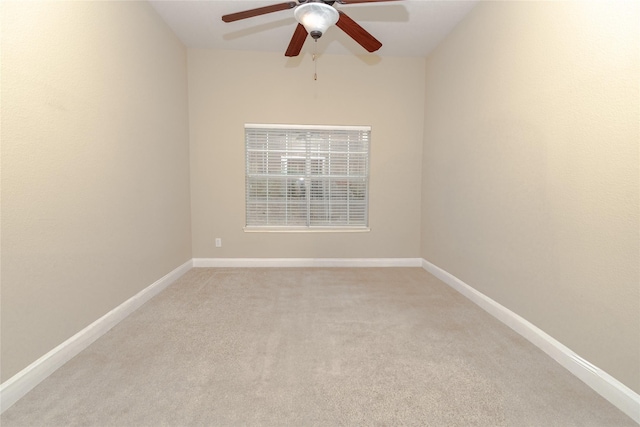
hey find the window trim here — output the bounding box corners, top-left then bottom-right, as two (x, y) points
(244, 123), (371, 233)
(245, 123), (371, 132)
(243, 226), (370, 233)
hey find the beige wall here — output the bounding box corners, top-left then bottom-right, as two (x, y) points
(1, 1), (192, 381)
(421, 1), (639, 393)
(188, 49), (424, 258)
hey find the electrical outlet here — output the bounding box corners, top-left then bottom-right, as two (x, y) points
(215, 238), (222, 248)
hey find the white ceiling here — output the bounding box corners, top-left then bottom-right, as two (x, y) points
(148, 0), (479, 58)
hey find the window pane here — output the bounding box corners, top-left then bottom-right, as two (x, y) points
(246, 125), (369, 229)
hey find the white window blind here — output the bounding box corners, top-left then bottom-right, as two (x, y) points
(245, 124), (370, 230)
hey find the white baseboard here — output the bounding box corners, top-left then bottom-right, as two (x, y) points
(193, 257), (423, 268)
(421, 259), (640, 424)
(0, 259), (193, 414)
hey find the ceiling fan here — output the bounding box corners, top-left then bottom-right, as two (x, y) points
(221, 0), (398, 57)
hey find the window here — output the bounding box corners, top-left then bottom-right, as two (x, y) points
(245, 124), (370, 231)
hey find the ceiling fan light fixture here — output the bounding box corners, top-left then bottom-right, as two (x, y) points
(294, 3), (339, 39)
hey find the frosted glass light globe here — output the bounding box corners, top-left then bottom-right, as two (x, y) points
(294, 3), (339, 39)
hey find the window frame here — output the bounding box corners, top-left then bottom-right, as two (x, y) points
(244, 123), (371, 233)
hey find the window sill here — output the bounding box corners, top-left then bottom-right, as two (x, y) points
(243, 227), (370, 233)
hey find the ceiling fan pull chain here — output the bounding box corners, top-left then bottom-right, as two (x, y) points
(313, 40), (318, 81)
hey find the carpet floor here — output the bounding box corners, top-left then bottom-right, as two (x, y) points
(1, 267), (636, 426)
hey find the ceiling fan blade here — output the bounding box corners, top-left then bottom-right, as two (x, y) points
(335, 11), (382, 53)
(222, 2), (297, 23)
(337, 0), (400, 3)
(285, 23), (308, 57)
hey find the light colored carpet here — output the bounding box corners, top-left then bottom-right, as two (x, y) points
(1, 268), (636, 426)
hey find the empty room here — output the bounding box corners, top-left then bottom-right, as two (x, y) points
(1, 0), (638, 425)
